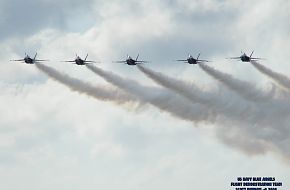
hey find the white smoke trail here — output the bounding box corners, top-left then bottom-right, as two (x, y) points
(36, 63), (290, 162)
(138, 65), (289, 124)
(137, 65), (254, 120)
(137, 65), (211, 105)
(198, 63), (276, 101)
(35, 63), (136, 105)
(86, 64), (217, 123)
(198, 62), (290, 161)
(251, 60), (290, 91)
(215, 125), (275, 156)
(137, 65), (290, 161)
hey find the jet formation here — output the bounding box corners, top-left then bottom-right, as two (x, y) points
(10, 51), (264, 65)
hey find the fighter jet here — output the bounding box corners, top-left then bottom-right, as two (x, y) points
(227, 51), (264, 62)
(114, 54), (148, 65)
(62, 54), (97, 65)
(176, 53), (209, 64)
(10, 53), (48, 64)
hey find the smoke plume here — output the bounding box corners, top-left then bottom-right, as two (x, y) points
(251, 60), (290, 91)
(36, 63), (290, 162)
(86, 64), (217, 123)
(198, 63), (275, 101)
(137, 64), (290, 161)
(138, 65), (290, 125)
(35, 63), (136, 105)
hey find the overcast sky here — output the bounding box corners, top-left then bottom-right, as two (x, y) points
(0, 0), (290, 189)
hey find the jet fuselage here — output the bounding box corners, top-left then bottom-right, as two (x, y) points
(75, 57), (85, 65)
(24, 56), (34, 64)
(240, 54), (251, 62)
(126, 57), (137, 65)
(187, 57), (198, 64)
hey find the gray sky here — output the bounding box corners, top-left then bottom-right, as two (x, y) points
(0, 0), (290, 189)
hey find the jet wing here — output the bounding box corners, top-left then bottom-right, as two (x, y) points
(250, 57), (265, 60)
(136, 61), (149, 63)
(196, 60), (210, 62)
(35, 59), (49, 62)
(84, 61), (98, 63)
(176, 59), (188, 61)
(61, 61), (77, 64)
(227, 57), (241, 59)
(113, 61), (127, 63)
(10, 59), (24, 62)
